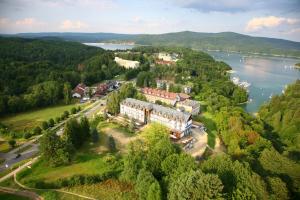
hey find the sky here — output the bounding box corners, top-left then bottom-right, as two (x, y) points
(0, 0), (300, 41)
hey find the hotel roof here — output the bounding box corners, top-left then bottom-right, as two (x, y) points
(177, 99), (200, 108)
(121, 98), (191, 122)
(141, 87), (190, 101)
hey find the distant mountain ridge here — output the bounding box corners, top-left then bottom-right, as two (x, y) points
(2, 31), (300, 58)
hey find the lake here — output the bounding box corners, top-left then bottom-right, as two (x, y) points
(208, 51), (300, 113)
(83, 43), (135, 50)
(83, 43), (300, 113)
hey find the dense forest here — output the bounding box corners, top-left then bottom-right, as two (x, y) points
(259, 80), (300, 158)
(0, 37), (124, 115)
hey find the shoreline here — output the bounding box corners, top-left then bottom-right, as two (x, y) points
(204, 49), (300, 59)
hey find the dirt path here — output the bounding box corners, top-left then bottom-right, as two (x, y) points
(14, 172), (96, 200)
(185, 128), (208, 157)
(0, 156), (96, 200)
(213, 137), (226, 153)
(0, 186), (42, 200)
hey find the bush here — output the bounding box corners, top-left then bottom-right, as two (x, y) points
(60, 113), (66, 120)
(23, 132), (31, 139)
(71, 107), (77, 114)
(42, 121), (49, 130)
(91, 128), (99, 143)
(108, 135), (116, 152)
(8, 139), (16, 148)
(48, 118), (55, 127)
(77, 106), (81, 112)
(55, 117), (61, 123)
(33, 126), (42, 135)
(53, 172), (116, 188)
(64, 111), (70, 118)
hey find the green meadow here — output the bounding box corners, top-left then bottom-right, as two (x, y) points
(0, 102), (89, 132)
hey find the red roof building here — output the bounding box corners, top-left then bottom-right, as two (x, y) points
(94, 83), (108, 96)
(141, 87), (190, 105)
(155, 59), (175, 66)
(72, 83), (86, 98)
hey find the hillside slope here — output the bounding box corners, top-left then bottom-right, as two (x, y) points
(5, 31), (300, 57)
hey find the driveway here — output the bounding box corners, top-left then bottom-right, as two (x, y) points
(184, 127), (208, 157)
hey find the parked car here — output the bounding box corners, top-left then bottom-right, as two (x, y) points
(15, 153), (21, 159)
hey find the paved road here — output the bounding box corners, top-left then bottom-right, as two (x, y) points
(0, 157), (39, 183)
(0, 98), (106, 173)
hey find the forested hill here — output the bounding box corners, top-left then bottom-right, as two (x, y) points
(131, 31), (300, 58)
(5, 31), (300, 58)
(0, 37), (123, 115)
(259, 80), (300, 156)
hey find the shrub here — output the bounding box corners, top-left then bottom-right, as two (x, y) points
(108, 135), (116, 152)
(42, 121), (49, 130)
(91, 128), (99, 143)
(61, 113), (66, 120)
(77, 106), (81, 112)
(53, 172), (117, 188)
(33, 126), (42, 135)
(64, 111), (70, 118)
(23, 132), (31, 139)
(55, 117), (61, 123)
(71, 107), (77, 114)
(48, 118), (55, 127)
(8, 139), (16, 148)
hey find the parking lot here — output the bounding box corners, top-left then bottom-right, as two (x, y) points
(181, 126), (208, 157)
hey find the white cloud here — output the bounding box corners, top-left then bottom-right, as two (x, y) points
(245, 16), (299, 32)
(60, 20), (88, 29)
(172, 0), (300, 13)
(0, 18), (9, 26)
(15, 18), (45, 26)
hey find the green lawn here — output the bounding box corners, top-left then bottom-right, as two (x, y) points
(0, 177), (23, 189)
(199, 112), (218, 148)
(19, 153), (117, 184)
(0, 102), (89, 131)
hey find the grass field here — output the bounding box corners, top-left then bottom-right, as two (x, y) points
(64, 179), (137, 200)
(0, 102), (89, 131)
(19, 153), (119, 184)
(199, 112), (218, 148)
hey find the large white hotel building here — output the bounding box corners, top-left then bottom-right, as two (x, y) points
(120, 98), (192, 138)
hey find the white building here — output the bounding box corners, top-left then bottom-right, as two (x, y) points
(158, 52), (179, 62)
(114, 57), (140, 69)
(120, 98), (192, 138)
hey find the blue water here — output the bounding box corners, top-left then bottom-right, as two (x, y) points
(83, 43), (135, 50)
(208, 51), (300, 113)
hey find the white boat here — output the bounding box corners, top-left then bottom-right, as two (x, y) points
(232, 77), (240, 85)
(239, 81), (251, 88)
(269, 93), (273, 99)
(231, 77), (251, 89)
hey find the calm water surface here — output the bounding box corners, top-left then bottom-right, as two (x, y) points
(84, 43), (135, 50)
(208, 51), (300, 113)
(83, 43), (300, 113)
